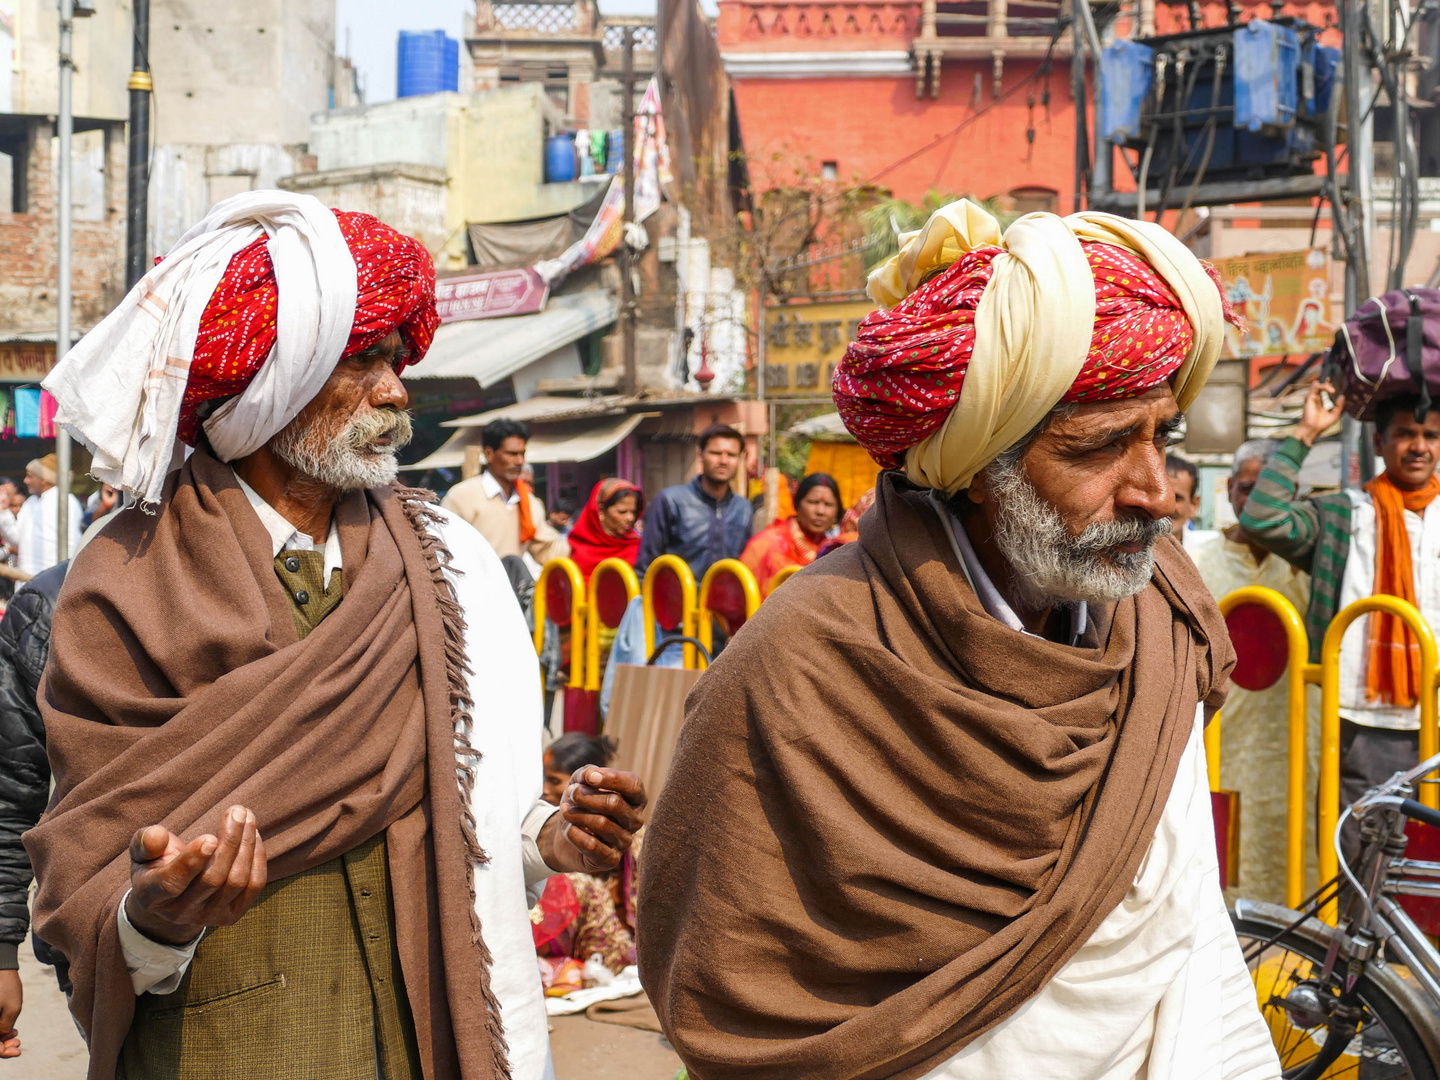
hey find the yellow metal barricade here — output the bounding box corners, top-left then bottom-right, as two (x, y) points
(767, 565), (801, 594)
(584, 558), (641, 692)
(533, 557), (586, 689)
(641, 554), (698, 668)
(1318, 595), (1439, 923)
(696, 559), (761, 669)
(1215, 587), (1313, 908)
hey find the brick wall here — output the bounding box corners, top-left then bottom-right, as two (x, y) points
(0, 117), (127, 336)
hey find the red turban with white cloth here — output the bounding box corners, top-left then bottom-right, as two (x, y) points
(833, 200), (1234, 493)
(42, 191), (438, 508)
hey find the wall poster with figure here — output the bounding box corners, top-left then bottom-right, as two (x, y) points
(1217, 248), (1334, 359)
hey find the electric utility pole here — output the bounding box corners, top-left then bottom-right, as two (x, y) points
(126, 0), (151, 289)
(56, 0), (75, 560)
(620, 27), (637, 397)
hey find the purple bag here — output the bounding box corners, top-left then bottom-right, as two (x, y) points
(1328, 287), (1440, 421)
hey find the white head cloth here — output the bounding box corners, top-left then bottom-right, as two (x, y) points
(42, 190), (358, 508)
(864, 200), (1226, 494)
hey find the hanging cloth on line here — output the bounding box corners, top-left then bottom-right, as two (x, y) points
(38, 390), (58, 439)
(13, 388), (40, 439)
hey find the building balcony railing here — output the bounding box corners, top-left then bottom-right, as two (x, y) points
(911, 0), (1074, 96)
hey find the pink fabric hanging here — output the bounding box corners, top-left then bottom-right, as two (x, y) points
(38, 390), (58, 439)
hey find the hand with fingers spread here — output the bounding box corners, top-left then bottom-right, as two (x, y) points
(539, 767), (647, 875)
(124, 805), (268, 947)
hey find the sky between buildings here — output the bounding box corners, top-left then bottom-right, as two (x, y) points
(336, 0), (712, 106)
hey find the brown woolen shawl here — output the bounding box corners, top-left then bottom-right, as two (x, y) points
(23, 449), (510, 1080)
(637, 473), (1234, 1080)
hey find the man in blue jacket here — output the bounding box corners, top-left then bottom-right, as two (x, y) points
(635, 423), (754, 581)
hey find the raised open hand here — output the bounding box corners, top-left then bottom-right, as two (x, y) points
(124, 805), (267, 946)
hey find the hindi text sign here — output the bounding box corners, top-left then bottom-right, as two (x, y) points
(435, 268), (550, 324)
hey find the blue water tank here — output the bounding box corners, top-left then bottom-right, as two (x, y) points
(1233, 20), (1299, 132)
(1100, 40), (1154, 143)
(397, 30), (459, 99)
(545, 134), (577, 183)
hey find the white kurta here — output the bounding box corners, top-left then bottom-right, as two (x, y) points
(434, 507), (556, 1080)
(923, 709), (1280, 1080)
(15, 488), (83, 575)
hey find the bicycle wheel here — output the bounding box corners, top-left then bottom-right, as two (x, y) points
(1232, 915), (1437, 1080)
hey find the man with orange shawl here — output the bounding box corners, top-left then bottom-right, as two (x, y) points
(638, 201), (1279, 1080)
(1241, 379), (1440, 852)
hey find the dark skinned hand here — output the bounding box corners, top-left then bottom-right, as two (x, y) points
(538, 767), (647, 875)
(124, 805), (267, 947)
(0, 968), (19, 1057)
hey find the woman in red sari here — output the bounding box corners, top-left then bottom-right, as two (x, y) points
(741, 473), (844, 597)
(567, 477), (644, 581)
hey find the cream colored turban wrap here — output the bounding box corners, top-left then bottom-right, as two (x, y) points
(852, 200), (1226, 494)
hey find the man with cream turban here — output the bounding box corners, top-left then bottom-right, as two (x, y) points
(22, 191), (646, 1080)
(638, 201), (1280, 1080)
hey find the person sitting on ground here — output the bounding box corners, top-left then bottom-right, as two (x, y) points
(639, 199), (1279, 1079)
(634, 424), (753, 581)
(441, 418), (570, 567)
(1240, 381), (1440, 854)
(533, 734), (640, 993)
(740, 473), (844, 596)
(566, 478), (644, 583)
(1191, 439), (1315, 904)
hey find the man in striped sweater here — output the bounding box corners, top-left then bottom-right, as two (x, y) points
(1241, 378), (1440, 841)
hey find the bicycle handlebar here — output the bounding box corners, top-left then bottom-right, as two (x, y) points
(1402, 798), (1440, 832)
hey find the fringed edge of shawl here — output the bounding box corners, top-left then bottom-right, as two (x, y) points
(395, 484), (514, 1080)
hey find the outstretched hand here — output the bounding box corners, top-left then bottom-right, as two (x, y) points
(540, 767), (647, 875)
(124, 805), (267, 946)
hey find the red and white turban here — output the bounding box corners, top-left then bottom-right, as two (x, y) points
(833, 201), (1236, 492)
(43, 191), (438, 508)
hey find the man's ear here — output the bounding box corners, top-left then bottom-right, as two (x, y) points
(964, 473), (988, 506)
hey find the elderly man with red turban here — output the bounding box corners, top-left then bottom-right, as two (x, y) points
(23, 192), (645, 1080)
(639, 201), (1279, 1080)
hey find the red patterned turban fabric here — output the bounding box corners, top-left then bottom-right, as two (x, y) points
(179, 210), (439, 445)
(831, 201), (1235, 492)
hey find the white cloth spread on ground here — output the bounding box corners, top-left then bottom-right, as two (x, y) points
(1335, 490), (1440, 730)
(111, 494), (558, 1080)
(924, 504), (1279, 1080)
(41, 191), (357, 508)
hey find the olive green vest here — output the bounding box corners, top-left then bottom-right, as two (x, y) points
(121, 552), (421, 1080)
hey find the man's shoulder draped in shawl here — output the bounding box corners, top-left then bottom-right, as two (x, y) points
(636, 474), (1234, 1080)
(24, 449), (520, 1080)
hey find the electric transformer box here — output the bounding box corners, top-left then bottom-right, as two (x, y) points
(1099, 18), (1338, 190)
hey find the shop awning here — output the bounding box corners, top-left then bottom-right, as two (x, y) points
(404, 290), (617, 387)
(404, 412), (648, 472)
(787, 411), (854, 442)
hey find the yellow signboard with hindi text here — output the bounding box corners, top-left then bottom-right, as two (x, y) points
(761, 297), (876, 398)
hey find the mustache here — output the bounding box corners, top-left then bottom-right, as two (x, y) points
(342, 407), (413, 452)
(1070, 514), (1173, 555)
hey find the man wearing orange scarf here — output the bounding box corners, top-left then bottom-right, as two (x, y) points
(441, 417), (570, 568)
(1241, 380), (1440, 847)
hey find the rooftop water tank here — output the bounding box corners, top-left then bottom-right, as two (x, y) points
(397, 30), (459, 99)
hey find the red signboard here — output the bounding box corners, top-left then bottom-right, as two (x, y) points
(434, 268), (549, 323)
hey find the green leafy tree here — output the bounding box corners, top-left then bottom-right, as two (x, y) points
(863, 191), (1017, 271)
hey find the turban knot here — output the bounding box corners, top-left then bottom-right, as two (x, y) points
(181, 210), (438, 445)
(831, 200), (1236, 492)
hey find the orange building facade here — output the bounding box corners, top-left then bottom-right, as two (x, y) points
(718, 0), (1339, 213)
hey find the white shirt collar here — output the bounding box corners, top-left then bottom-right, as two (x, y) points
(480, 469), (521, 507)
(928, 491), (1088, 647)
(233, 470), (343, 586)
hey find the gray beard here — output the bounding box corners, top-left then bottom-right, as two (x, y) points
(271, 407), (413, 492)
(981, 453), (1172, 611)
